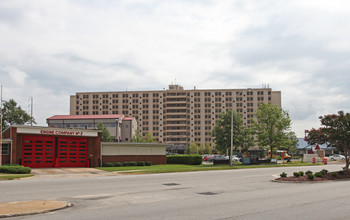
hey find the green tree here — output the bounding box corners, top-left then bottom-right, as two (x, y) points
(199, 143), (205, 154)
(187, 142), (199, 154)
(97, 122), (114, 142)
(211, 110), (249, 156)
(240, 126), (254, 152)
(131, 130), (144, 142)
(1, 99), (36, 131)
(131, 131), (156, 143)
(280, 131), (298, 153)
(252, 103), (293, 160)
(204, 143), (212, 154)
(305, 111), (350, 170)
(187, 144), (192, 155)
(144, 133), (155, 143)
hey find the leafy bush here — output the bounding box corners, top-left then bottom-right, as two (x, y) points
(338, 171), (345, 175)
(321, 169), (328, 175)
(293, 172), (300, 177)
(307, 173), (315, 180)
(167, 155), (202, 165)
(331, 172), (337, 177)
(280, 172), (287, 177)
(129, 161), (137, 166)
(113, 162), (122, 167)
(102, 163), (114, 167)
(299, 171), (304, 176)
(122, 162), (130, 166)
(137, 161), (145, 166)
(145, 161), (152, 166)
(0, 165), (31, 174)
(305, 170), (313, 175)
(314, 172), (323, 177)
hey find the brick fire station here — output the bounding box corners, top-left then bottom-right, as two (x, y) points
(1, 126), (101, 168)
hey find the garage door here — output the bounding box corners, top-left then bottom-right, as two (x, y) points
(22, 136), (56, 168)
(22, 136), (89, 168)
(57, 137), (88, 167)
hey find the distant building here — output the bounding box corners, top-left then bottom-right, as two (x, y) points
(70, 84), (281, 146)
(296, 138), (337, 156)
(47, 114), (137, 142)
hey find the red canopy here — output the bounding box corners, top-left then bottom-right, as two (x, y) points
(308, 149), (314, 154)
(315, 144), (320, 150)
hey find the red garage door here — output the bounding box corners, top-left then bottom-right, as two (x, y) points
(57, 137), (88, 167)
(22, 136), (89, 168)
(22, 136), (56, 168)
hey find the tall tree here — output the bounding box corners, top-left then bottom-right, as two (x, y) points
(1, 99), (36, 131)
(97, 122), (114, 142)
(204, 143), (212, 154)
(305, 111), (350, 170)
(131, 130), (144, 142)
(188, 142), (199, 154)
(131, 131), (156, 143)
(211, 110), (250, 155)
(199, 143), (205, 155)
(280, 131), (298, 154)
(252, 103), (293, 160)
(240, 126), (255, 152)
(144, 133), (155, 143)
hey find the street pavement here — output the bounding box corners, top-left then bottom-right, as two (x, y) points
(0, 164), (349, 219)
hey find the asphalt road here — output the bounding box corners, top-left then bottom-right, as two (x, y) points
(1, 164), (349, 220)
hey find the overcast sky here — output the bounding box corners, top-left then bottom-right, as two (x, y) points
(1, 0), (349, 137)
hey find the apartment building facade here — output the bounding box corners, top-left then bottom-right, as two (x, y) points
(70, 85), (281, 147)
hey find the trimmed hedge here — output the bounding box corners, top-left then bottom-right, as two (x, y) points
(113, 162), (122, 167)
(166, 155), (202, 165)
(0, 165), (31, 174)
(137, 161), (145, 166)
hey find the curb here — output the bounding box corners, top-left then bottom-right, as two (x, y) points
(0, 201), (72, 218)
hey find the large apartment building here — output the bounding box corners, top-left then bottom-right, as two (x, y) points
(70, 85), (281, 147)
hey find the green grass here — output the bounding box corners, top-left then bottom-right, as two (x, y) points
(0, 174), (34, 180)
(97, 162), (321, 174)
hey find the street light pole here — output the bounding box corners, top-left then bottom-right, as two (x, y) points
(230, 101), (234, 166)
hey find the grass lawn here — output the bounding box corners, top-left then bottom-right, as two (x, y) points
(0, 174), (34, 180)
(97, 161), (322, 174)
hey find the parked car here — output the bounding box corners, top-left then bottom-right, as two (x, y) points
(208, 155), (225, 162)
(224, 155), (240, 161)
(329, 154), (345, 161)
(202, 154), (213, 161)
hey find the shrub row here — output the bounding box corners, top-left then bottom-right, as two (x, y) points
(0, 165), (31, 174)
(166, 155), (202, 165)
(102, 161), (152, 167)
(282, 169), (331, 180)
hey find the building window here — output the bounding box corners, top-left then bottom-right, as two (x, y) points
(1, 144), (9, 155)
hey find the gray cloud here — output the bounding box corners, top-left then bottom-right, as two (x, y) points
(0, 0), (349, 137)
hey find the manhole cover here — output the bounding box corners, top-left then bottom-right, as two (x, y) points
(163, 183), (180, 186)
(197, 192), (220, 196)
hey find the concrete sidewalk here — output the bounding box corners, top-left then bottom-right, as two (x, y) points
(30, 168), (118, 178)
(0, 200), (71, 218)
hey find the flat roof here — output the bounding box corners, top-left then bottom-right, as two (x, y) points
(47, 114), (124, 120)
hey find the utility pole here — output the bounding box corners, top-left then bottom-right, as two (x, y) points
(230, 104), (233, 166)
